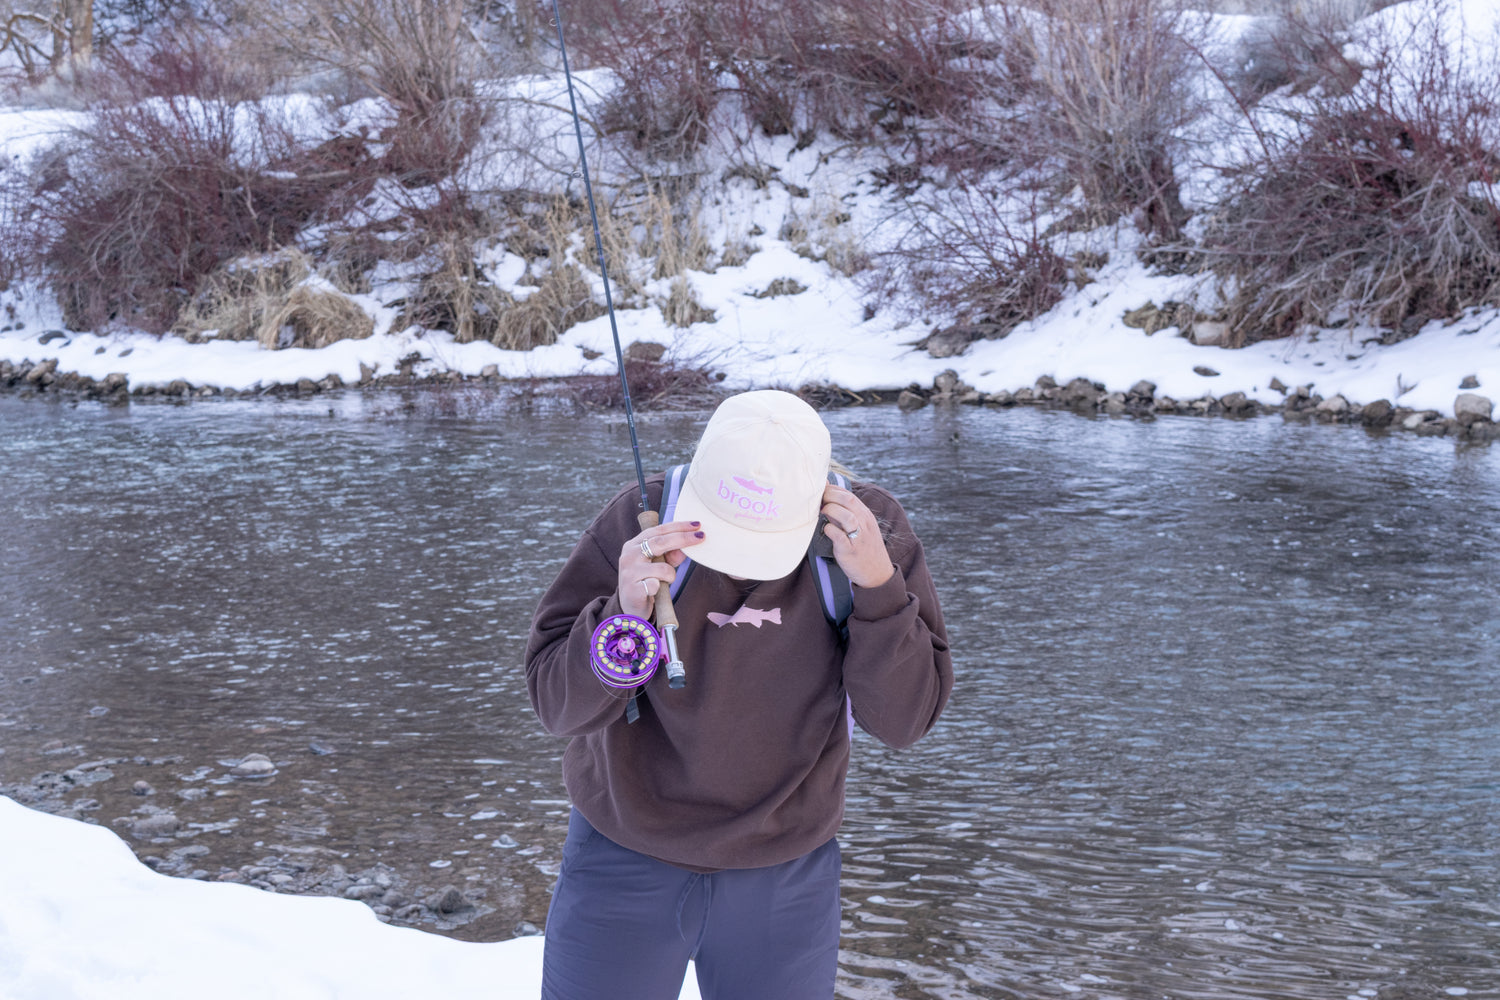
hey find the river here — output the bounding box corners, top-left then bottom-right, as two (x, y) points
(1, 391), (1496, 999)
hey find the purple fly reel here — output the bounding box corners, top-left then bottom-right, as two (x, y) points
(590, 614), (662, 689)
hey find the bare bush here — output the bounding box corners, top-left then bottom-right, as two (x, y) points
(571, 0), (982, 159)
(2, 35), (375, 333)
(1202, 1), (1500, 343)
(1004, 0), (1204, 238)
(248, 0), (493, 183)
(573, 0), (718, 159)
(878, 185), (1071, 351)
(568, 356), (723, 410)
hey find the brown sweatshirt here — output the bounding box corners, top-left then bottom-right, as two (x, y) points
(524, 473), (952, 871)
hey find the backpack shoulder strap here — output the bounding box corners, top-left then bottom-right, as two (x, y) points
(808, 470), (855, 640)
(660, 464), (696, 600)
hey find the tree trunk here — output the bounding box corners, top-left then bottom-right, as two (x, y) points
(59, 0), (93, 74)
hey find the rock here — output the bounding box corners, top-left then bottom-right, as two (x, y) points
(308, 740), (336, 756)
(985, 390), (1014, 406)
(1128, 380), (1156, 399)
(230, 753), (276, 778)
(1154, 396), (1178, 413)
(516, 922), (542, 936)
(318, 374), (343, 391)
(1361, 399), (1393, 427)
(1061, 378), (1102, 407)
(132, 781), (155, 796)
(1269, 377), (1287, 394)
(1402, 411), (1437, 430)
(24, 359), (58, 384)
(896, 389), (927, 412)
(165, 379), (191, 397)
(1012, 388), (1035, 403)
(1468, 420), (1500, 441)
(1414, 419), (1451, 437)
(479, 364), (499, 379)
(1193, 366), (1220, 377)
(1190, 321), (1230, 346)
(130, 812), (180, 838)
(294, 378), (320, 394)
(345, 883), (386, 902)
(38, 330), (67, 345)
(1103, 392), (1127, 414)
(1460, 374), (1479, 389)
(358, 362), (377, 384)
(428, 885), (470, 915)
(1219, 391), (1252, 415)
(1315, 394), (1349, 415)
(930, 370), (978, 401)
(102, 372), (128, 391)
(1454, 393), (1493, 426)
(623, 341), (666, 363)
(1035, 375), (1057, 390)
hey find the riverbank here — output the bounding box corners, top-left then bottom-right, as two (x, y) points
(3, 343), (1497, 443)
(2, 227), (1498, 440)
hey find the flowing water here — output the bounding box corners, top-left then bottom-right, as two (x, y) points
(1, 391), (1497, 999)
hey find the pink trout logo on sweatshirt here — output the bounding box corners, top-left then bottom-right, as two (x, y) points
(717, 477), (780, 522)
(707, 604), (782, 629)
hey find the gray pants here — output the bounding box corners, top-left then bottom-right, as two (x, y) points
(541, 811), (841, 1000)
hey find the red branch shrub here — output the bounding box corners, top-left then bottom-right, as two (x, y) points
(1203, 2), (1500, 343)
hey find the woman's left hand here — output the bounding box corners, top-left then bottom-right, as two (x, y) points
(821, 483), (895, 589)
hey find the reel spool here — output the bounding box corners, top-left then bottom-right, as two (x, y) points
(590, 614), (662, 690)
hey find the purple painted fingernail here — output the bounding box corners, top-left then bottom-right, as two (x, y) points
(693, 531), (705, 539)
(691, 521), (701, 527)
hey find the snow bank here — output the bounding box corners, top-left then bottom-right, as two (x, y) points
(0, 797), (702, 1000)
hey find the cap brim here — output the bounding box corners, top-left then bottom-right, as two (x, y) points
(672, 484), (817, 580)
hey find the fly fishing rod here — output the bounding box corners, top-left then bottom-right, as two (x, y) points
(549, 0), (685, 694)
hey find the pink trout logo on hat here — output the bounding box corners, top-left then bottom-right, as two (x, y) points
(718, 477), (781, 522)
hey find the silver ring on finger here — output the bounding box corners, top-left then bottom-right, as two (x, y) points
(847, 527), (861, 540)
(640, 538), (654, 558)
(641, 579), (655, 598)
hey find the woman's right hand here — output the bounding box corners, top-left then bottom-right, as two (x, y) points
(618, 521), (705, 619)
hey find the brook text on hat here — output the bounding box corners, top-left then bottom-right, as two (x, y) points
(717, 479), (781, 521)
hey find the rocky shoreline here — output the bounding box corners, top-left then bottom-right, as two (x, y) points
(3, 352), (1497, 442)
(1, 758), (544, 941)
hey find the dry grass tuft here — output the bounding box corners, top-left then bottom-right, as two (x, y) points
(660, 277), (716, 327)
(176, 249), (374, 349)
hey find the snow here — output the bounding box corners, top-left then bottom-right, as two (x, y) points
(4, 222), (1495, 415)
(0, 796), (703, 1000)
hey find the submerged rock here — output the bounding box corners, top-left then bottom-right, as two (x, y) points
(230, 753), (276, 778)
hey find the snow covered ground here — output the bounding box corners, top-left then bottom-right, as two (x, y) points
(1, 2), (1497, 420)
(2, 215), (1496, 419)
(0, 796), (702, 1000)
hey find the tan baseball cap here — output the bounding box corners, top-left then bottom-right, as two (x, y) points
(672, 390), (832, 580)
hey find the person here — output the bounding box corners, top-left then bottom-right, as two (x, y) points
(525, 389), (952, 1000)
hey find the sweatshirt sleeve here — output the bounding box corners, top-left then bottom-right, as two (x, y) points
(842, 484), (954, 749)
(524, 485), (642, 737)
